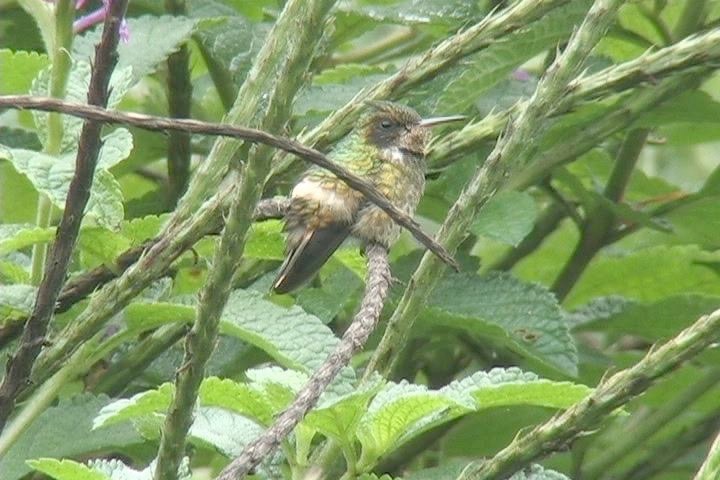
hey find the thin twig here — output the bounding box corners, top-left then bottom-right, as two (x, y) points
(216, 243), (391, 480)
(0, 95), (458, 270)
(458, 307), (720, 480)
(0, 0), (129, 431)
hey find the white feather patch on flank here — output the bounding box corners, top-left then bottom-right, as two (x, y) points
(292, 177), (355, 222)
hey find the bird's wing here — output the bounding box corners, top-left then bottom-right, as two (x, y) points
(272, 222), (350, 294)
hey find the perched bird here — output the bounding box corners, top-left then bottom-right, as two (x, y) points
(272, 101), (464, 293)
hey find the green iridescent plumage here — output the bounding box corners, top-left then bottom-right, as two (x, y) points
(273, 101), (463, 293)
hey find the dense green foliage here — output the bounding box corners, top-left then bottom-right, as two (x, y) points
(1, 0), (720, 479)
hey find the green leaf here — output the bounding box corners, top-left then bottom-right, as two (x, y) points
(438, 0), (592, 113)
(304, 375), (384, 447)
(30, 61), (133, 151)
(564, 246), (720, 307)
(199, 373), (296, 425)
(357, 381), (471, 469)
(471, 191), (538, 246)
(189, 407), (265, 458)
(0, 395), (142, 480)
(0, 49), (49, 95)
(0, 224), (54, 256)
(26, 459), (108, 480)
(244, 220), (284, 260)
(0, 284), (36, 318)
(422, 272), (578, 376)
(295, 73), (390, 115)
(338, 0), (482, 26)
(124, 290), (354, 381)
(443, 368), (591, 410)
(1, 147), (126, 230)
(577, 294), (720, 340)
(638, 91), (720, 127)
(94, 383), (174, 429)
(74, 16), (205, 85)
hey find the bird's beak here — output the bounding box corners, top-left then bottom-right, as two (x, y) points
(418, 115), (467, 127)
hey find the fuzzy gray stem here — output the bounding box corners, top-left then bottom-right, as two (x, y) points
(216, 244), (391, 480)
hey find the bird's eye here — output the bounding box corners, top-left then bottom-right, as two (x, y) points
(380, 119), (393, 129)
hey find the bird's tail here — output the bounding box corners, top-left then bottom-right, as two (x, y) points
(272, 224), (350, 294)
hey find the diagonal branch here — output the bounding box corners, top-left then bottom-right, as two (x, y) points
(458, 307), (720, 480)
(216, 243), (391, 480)
(363, 0), (625, 379)
(0, 0), (129, 432)
(0, 95), (458, 270)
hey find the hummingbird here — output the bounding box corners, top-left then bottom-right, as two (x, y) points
(272, 101), (465, 294)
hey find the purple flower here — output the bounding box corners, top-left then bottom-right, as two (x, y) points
(72, 0), (130, 43)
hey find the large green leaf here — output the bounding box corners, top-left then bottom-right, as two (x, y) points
(124, 289), (353, 380)
(576, 294), (720, 340)
(337, 0), (482, 26)
(0, 284), (37, 318)
(472, 190), (538, 246)
(26, 459), (107, 480)
(356, 368), (588, 469)
(0, 224), (54, 256)
(74, 16), (205, 86)
(421, 272), (578, 376)
(0, 395), (142, 480)
(1, 145), (127, 230)
(0, 49), (49, 95)
(565, 245), (720, 307)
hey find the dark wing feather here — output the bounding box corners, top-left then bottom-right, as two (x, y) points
(272, 224), (350, 294)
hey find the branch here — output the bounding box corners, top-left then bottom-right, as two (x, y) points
(582, 367), (720, 479)
(164, 0), (192, 206)
(428, 26), (720, 169)
(0, 0), (128, 431)
(154, 156), (262, 480)
(216, 243), (391, 480)
(363, 0), (625, 379)
(457, 307), (720, 480)
(550, 128), (649, 300)
(0, 95), (458, 270)
(695, 427), (720, 480)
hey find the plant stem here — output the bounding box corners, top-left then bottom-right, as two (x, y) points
(95, 323), (186, 396)
(29, 0), (74, 285)
(153, 149), (266, 480)
(551, 128), (648, 301)
(331, 27), (416, 65)
(363, 0), (625, 380)
(0, 0), (128, 432)
(695, 428), (720, 480)
(618, 412), (720, 480)
(457, 307), (720, 480)
(582, 367), (720, 479)
(154, 0), (337, 477)
(164, 0), (192, 207)
(216, 244), (391, 480)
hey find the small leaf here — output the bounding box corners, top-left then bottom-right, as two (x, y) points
(26, 459), (108, 480)
(0, 284), (36, 317)
(0, 49), (49, 95)
(74, 16), (206, 85)
(357, 381), (470, 469)
(0, 224), (55, 256)
(2, 147), (126, 230)
(94, 384), (174, 429)
(472, 191), (538, 246)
